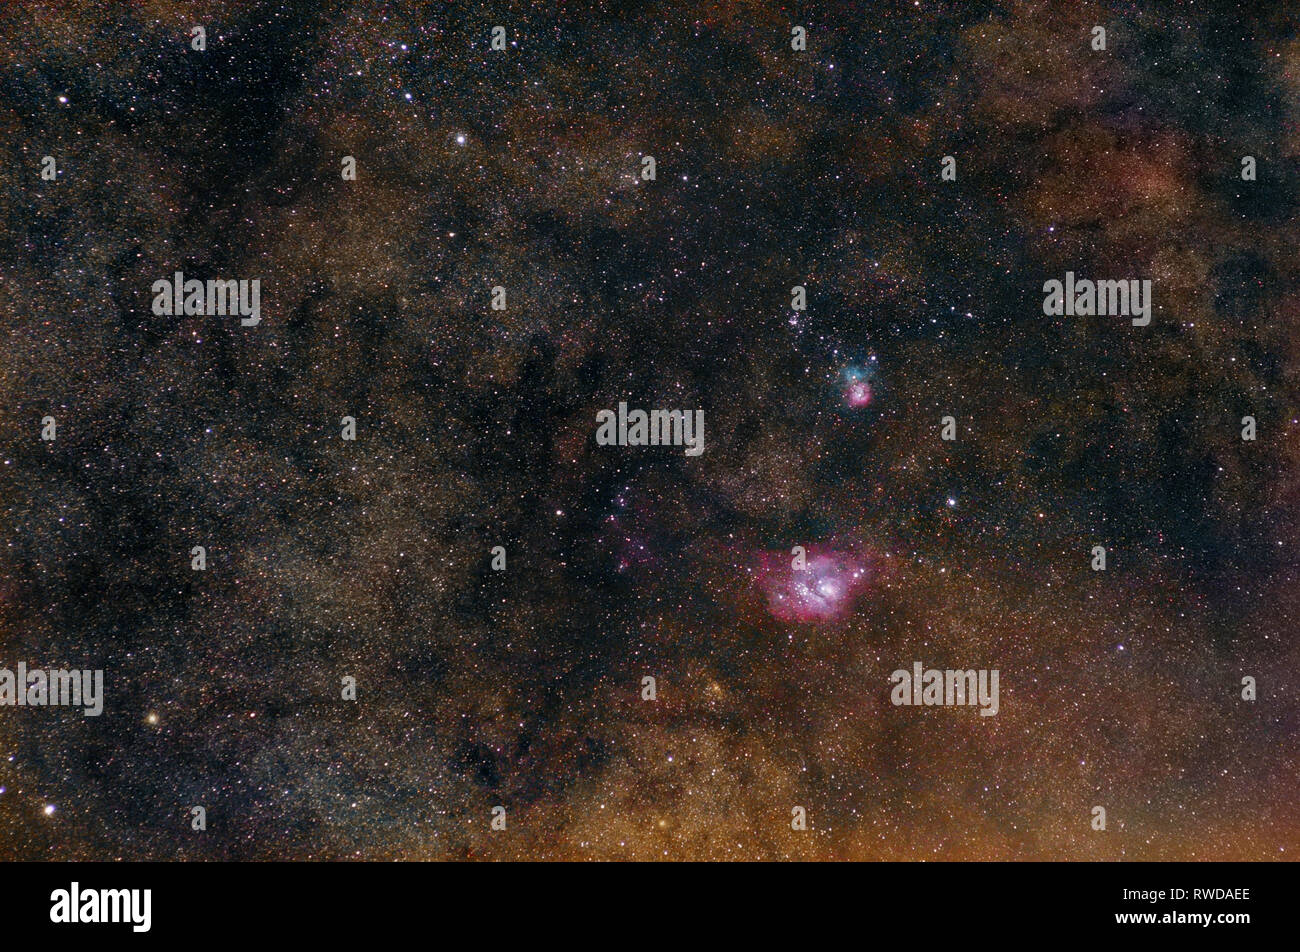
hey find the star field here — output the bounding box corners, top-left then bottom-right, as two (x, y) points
(0, 0), (1298, 861)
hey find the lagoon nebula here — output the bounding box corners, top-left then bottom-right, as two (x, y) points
(756, 547), (873, 622)
(1, 0), (1299, 863)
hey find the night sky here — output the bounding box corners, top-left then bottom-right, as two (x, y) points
(1, 0), (1298, 861)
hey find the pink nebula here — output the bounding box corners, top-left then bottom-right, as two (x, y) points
(756, 547), (871, 622)
(844, 380), (873, 408)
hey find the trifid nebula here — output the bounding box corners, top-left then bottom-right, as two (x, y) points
(1, 0), (1299, 865)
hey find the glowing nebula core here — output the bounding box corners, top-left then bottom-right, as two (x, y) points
(756, 548), (871, 622)
(839, 365), (875, 408)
